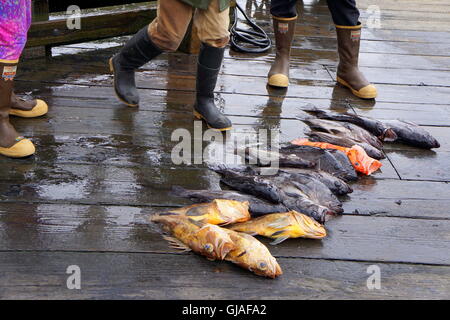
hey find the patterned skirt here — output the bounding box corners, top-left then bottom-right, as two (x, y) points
(0, 0), (32, 63)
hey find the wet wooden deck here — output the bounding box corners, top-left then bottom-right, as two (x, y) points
(1, 0), (450, 299)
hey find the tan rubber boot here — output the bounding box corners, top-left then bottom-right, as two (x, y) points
(335, 22), (377, 99)
(0, 63), (35, 158)
(268, 16), (297, 88)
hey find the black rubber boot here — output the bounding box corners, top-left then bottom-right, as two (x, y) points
(109, 26), (162, 106)
(193, 43), (232, 131)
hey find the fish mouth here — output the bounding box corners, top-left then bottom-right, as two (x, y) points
(254, 260), (283, 278)
(293, 211), (327, 238)
(433, 140), (441, 148)
(380, 128), (398, 142)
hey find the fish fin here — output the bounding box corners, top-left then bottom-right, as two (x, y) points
(162, 235), (191, 252)
(270, 236), (290, 245)
(271, 230), (287, 237)
(267, 216), (291, 229)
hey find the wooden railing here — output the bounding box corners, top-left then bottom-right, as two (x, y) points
(27, 0), (236, 56)
(28, 1), (157, 54)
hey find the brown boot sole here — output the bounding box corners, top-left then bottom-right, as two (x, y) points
(109, 58), (139, 108)
(193, 110), (232, 132)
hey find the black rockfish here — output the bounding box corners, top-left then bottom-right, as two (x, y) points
(304, 108), (397, 141)
(278, 168), (353, 196)
(212, 166), (339, 223)
(239, 146), (316, 168)
(171, 186), (288, 217)
(381, 120), (440, 149)
(307, 131), (385, 160)
(280, 145), (358, 182)
(304, 118), (384, 150)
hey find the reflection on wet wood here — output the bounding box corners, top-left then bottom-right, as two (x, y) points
(2, 0), (450, 299)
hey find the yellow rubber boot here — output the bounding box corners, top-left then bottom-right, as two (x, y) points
(0, 62), (37, 158)
(0, 137), (35, 158)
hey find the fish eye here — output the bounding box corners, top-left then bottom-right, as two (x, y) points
(354, 162), (360, 166)
(259, 261), (267, 270)
(204, 243), (214, 253)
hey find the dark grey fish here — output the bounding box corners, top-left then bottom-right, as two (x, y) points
(279, 168), (353, 196)
(381, 120), (440, 149)
(171, 186), (288, 217)
(280, 145), (358, 181)
(212, 165), (336, 223)
(272, 171), (343, 215)
(308, 131), (385, 160)
(211, 165), (282, 204)
(305, 108), (397, 142)
(304, 118), (384, 150)
(240, 147), (316, 168)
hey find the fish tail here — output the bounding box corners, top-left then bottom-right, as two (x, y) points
(170, 185), (188, 197)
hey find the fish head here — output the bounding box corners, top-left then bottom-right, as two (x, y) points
(334, 179), (353, 194)
(347, 145), (382, 175)
(195, 224), (236, 260)
(291, 211), (327, 239)
(428, 136), (440, 149)
(253, 257), (283, 279)
(380, 128), (398, 142)
(238, 233), (283, 278)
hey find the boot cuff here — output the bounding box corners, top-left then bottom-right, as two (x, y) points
(272, 15), (298, 21)
(335, 21), (362, 29)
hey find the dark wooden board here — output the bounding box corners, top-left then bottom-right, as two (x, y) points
(1, 252), (449, 299)
(1, 200), (450, 265)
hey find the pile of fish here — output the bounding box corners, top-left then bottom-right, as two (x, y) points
(304, 108), (440, 150)
(151, 110), (440, 278)
(151, 200), (325, 278)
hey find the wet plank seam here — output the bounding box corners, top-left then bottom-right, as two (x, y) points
(1, 248), (449, 267)
(2, 199), (450, 220)
(15, 79), (450, 106)
(384, 153), (402, 180)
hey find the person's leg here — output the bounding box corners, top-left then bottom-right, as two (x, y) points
(326, 0), (377, 99)
(0, 62), (35, 157)
(192, 0), (232, 131)
(110, 0), (193, 107)
(267, 0), (297, 88)
(0, 0), (49, 118)
(0, 0), (36, 157)
(326, 0), (359, 26)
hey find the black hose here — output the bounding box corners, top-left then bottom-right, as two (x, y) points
(230, 3), (271, 53)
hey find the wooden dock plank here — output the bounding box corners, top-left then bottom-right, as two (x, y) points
(1, 202), (450, 265)
(1, 252), (449, 299)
